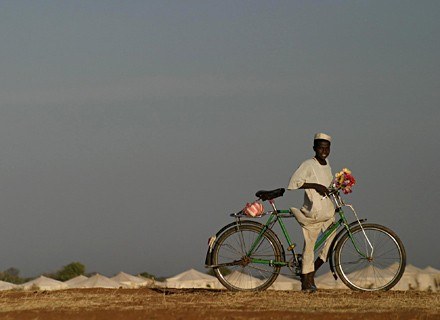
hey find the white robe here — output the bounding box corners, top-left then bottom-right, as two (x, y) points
(287, 158), (336, 274)
(287, 158), (335, 224)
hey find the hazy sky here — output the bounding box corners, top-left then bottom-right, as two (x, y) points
(0, 1), (439, 278)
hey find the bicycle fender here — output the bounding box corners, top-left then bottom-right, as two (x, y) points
(204, 220), (265, 267)
(328, 219), (367, 279)
(204, 220), (285, 267)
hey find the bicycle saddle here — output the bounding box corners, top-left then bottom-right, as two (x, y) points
(255, 188), (285, 201)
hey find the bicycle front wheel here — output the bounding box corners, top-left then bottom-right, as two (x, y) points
(212, 224), (282, 291)
(335, 223), (406, 291)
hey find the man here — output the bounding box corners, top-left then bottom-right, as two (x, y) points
(288, 133), (336, 292)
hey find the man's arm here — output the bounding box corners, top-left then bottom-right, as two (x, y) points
(300, 183), (329, 197)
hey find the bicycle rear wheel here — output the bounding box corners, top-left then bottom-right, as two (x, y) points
(211, 224), (282, 291)
(334, 223), (406, 291)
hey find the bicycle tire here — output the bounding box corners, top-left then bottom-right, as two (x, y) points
(334, 223), (406, 291)
(212, 224), (282, 291)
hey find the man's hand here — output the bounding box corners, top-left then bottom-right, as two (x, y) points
(314, 184), (330, 197)
(300, 183), (330, 197)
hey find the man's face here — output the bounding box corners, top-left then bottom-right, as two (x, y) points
(313, 140), (331, 161)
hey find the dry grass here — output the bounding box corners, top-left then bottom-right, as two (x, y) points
(0, 288), (438, 319)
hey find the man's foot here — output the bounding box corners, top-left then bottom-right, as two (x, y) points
(310, 271), (317, 289)
(301, 273), (317, 293)
(310, 258), (325, 289)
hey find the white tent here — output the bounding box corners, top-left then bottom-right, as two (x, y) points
(164, 269), (223, 289)
(414, 266), (440, 292)
(20, 276), (68, 291)
(68, 274), (125, 289)
(0, 280), (17, 291)
(392, 264), (421, 291)
(416, 272), (437, 292)
(315, 271), (348, 290)
(343, 264), (404, 290)
(64, 275), (88, 287)
(422, 266), (440, 289)
(275, 264), (439, 291)
(111, 272), (153, 288)
(424, 266), (440, 275)
(223, 271), (263, 290)
(268, 274), (301, 291)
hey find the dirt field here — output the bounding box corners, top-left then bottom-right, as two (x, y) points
(0, 288), (438, 320)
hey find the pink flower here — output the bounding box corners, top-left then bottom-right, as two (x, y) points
(332, 168), (356, 194)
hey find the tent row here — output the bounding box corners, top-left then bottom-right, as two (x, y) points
(158, 265), (440, 292)
(0, 272), (154, 291)
(1, 264), (438, 291)
(304, 264), (440, 292)
(157, 268), (301, 290)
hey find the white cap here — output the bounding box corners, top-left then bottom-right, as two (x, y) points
(314, 133), (332, 142)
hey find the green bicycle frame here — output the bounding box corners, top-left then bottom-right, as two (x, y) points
(245, 197), (368, 267)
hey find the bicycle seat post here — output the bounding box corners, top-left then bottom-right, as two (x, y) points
(268, 199), (278, 213)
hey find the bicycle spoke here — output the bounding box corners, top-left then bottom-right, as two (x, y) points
(212, 225), (281, 291)
(335, 224), (405, 291)
(245, 264), (278, 275)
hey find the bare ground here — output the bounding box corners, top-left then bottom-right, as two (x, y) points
(0, 288), (438, 320)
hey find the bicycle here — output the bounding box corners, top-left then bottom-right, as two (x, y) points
(205, 188), (406, 291)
